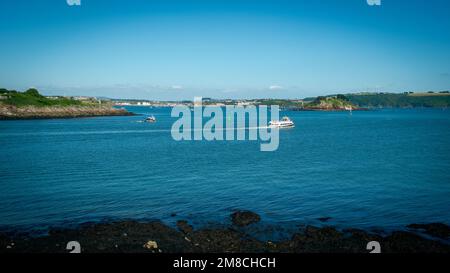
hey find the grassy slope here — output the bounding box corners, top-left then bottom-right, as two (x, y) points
(0, 88), (133, 119)
(306, 96), (355, 110)
(0, 88), (85, 107)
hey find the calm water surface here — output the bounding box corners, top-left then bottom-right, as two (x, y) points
(1, 107), (449, 233)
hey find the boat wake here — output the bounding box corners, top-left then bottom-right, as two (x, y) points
(0, 126), (274, 137)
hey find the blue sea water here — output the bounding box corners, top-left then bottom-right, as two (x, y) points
(0, 107), (450, 234)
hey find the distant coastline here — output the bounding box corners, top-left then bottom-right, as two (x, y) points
(112, 91), (450, 109)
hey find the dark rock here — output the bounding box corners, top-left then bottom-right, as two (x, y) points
(287, 226), (348, 253)
(343, 229), (383, 253)
(304, 226), (344, 242)
(230, 211), (261, 227)
(383, 231), (450, 253)
(318, 217), (332, 222)
(176, 220), (193, 234)
(189, 226), (271, 253)
(407, 223), (450, 239)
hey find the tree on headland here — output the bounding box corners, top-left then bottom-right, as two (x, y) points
(336, 94), (349, 101)
(314, 96), (327, 103)
(24, 88), (42, 97)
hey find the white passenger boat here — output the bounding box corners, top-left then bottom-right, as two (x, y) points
(269, 116), (295, 128)
(144, 115), (156, 123)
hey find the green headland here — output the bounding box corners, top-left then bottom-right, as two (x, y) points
(0, 88), (133, 120)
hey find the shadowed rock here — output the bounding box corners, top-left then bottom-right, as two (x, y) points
(407, 223), (450, 239)
(383, 231), (450, 253)
(176, 220), (193, 234)
(230, 211), (261, 227)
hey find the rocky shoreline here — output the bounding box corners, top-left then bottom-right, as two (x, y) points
(1, 211), (449, 253)
(0, 105), (134, 120)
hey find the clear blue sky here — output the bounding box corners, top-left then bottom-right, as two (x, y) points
(0, 0), (449, 100)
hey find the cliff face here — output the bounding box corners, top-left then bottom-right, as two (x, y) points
(0, 104), (134, 120)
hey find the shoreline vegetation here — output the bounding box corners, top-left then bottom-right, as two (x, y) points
(1, 211), (449, 253)
(0, 88), (133, 120)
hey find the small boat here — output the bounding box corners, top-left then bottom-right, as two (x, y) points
(269, 116), (295, 128)
(144, 115), (156, 123)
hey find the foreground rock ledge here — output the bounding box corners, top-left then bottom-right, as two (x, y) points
(0, 105), (134, 120)
(1, 213), (449, 253)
